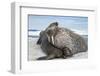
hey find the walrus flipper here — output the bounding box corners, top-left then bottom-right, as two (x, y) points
(37, 37), (42, 44)
(62, 47), (73, 58)
(37, 54), (55, 60)
(37, 56), (49, 60)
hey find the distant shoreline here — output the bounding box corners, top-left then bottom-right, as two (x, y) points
(28, 35), (39, 38)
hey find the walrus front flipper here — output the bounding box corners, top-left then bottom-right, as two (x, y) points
(62, 47), (73, 58)
(37, 54), (55, 60)
(37, 31), (45, 45)
(37, 37), (42, 44)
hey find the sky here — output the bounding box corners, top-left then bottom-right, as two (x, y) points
(28, 15), (88, 34)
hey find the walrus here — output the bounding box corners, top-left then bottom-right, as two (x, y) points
(37, 31), (67, 60)
(45, 22), (88, 57)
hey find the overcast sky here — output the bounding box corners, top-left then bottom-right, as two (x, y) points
(28, 15), (88, 33)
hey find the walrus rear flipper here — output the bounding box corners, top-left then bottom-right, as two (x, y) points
(37, 56), (48, 60)
(37, 54), (55, 60)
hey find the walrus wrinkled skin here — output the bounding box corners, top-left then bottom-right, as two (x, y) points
(45, 22), (88, 57)
(37, 31), (66, 60)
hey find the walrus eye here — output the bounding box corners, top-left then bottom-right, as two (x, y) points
(47, 30), (52, 35)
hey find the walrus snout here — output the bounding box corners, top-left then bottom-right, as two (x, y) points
(46, 34), (54, 45)
(46, 30), (55, 45)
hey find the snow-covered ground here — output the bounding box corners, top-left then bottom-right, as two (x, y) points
(28, 37), (46, 60)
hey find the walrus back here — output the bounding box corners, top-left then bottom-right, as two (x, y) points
(54, 27), (88, 54)
(68, 29), (88, 53)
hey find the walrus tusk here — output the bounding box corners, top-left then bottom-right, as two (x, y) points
(51, 36), (54, 45)
(47, 35), (54, 45)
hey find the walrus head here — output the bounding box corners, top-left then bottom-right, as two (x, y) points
(45, 22), (59, 45)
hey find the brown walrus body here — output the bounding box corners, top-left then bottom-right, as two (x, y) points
(45, 22), (87, 56)
(37, 22), (87, 60)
